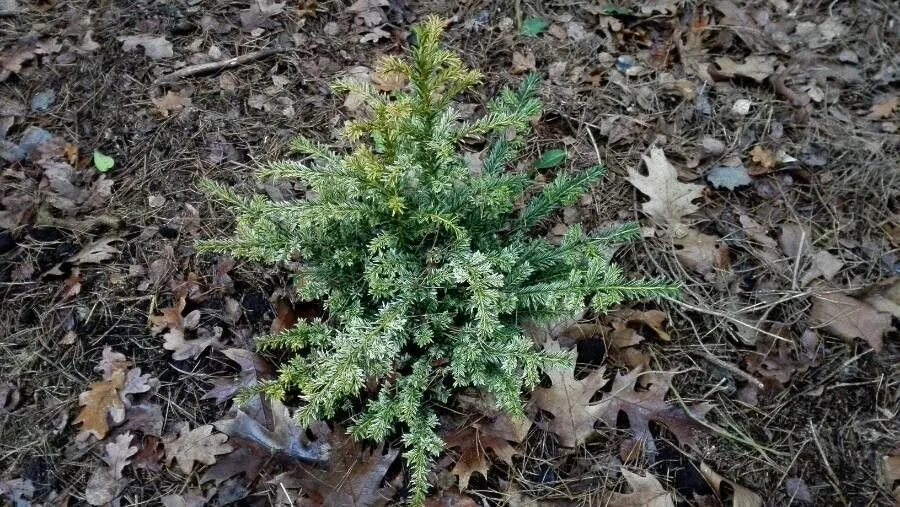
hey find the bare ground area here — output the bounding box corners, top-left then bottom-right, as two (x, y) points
(1, 1), (898, 506)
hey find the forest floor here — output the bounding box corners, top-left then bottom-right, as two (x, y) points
(1, 1), (898, 506)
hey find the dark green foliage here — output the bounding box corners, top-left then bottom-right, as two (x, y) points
(198, 16), (679, 504)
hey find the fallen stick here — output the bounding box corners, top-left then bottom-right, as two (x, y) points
(154, 48), (283, 84)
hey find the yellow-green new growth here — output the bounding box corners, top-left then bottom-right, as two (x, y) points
(198, 16), (679, 504)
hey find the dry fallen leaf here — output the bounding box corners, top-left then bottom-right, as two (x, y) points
(164, 423), (233, 474)
(809, 290), (891, 352)
(511, 51), (536, 74)
(164, 325), (223, 361)
(203, 348), (274, 404)
(74, 348), (156, 440)
(444, 425), (518, 490)
(748, 145), (776, 175)
(800, 250), (844, 286)
(117, 35), (174, 59)
(46, 236), (121, 275)
(85, 432), (138, 506)
(531, 337), (607, 447)
(713, 56), (777, 83)
(866, 95), (898, 120)
(673, 229), (730, 277)
(214, 398), (329, 463)
(606, 469), (676, 507)
(75, 375), (126, 440)
(699, 462), (763, 507)
(273, 425), (397, 507)
(626, 147), (705, 229)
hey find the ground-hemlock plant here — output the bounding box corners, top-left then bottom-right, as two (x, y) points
(198, 16), (679, 503)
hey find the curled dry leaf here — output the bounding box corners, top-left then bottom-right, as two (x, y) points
(608, 309), (671, 347)
(699, 462), (763, 507)
(606, 469), (676, 507)
(214, 398), (330, 464)
(85, 432), (138, 506)
(444, 425), (518, 490)
(748, 145), (776, 175)
(164, 423), (233, 474)
(866, 95), (898, 120)
(809, 289), (891, 353)
(627, 147), (704, 229)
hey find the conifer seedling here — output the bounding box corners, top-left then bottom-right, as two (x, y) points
(198, 16), (679, 503)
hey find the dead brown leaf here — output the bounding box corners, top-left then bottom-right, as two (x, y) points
(161, 493), (207, 507)
(273, 425), (397, 507)
(203, 348), (274, 404)
(164, 423), (233, 474)
(606, 469), (676, 507)
(810, 290), (891, 352)
(239, 0), (285, 31)
(75, 373), (126, 441)
(214, 398), (328, 463)
(0, 43), (38, 81)
(699, 462), (763, 507)
(748, 145), (776, 175)
(866, 95), (898, 120)
(712, 56), (777, 83)
(626, 147), (705, 229)
(673, 229), (730, 277)
(46, 236), (121, 275)
(164, 325), (223, 361)
(511, 51), (536, 75)
(531, 337), (607, 447)
(85, 432), (138, 505)
(118, 35), (174, 59)
(444, 425), (518, 490)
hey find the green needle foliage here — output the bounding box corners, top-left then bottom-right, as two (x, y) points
(198, 16), (679, 504)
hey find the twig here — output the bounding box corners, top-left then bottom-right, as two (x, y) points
(663, 296), (790, 343)
(693, 350), (765, 391)
(808, 419), (849, 505)
(153, 48), (284, 84)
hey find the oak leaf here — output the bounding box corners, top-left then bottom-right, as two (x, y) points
(74, 370), (126, 440)
(810, 289), (891, 352)
(607, 469), (676, 507)
(627, 147), (704, 229)
(867, 95), (898, 119)
(594, 368), (711, 459)
(203, 348), (274, 404)
(85, 432), (138, 506)
(164, 325), (223, 361)
(444, 425), (518, 490)
(531, 338), (608, 447)
(273, 425), (398, 507)
(164, 423), (233, 474)
(699, 463), (763, 507)
(213, 398), (329, 464)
